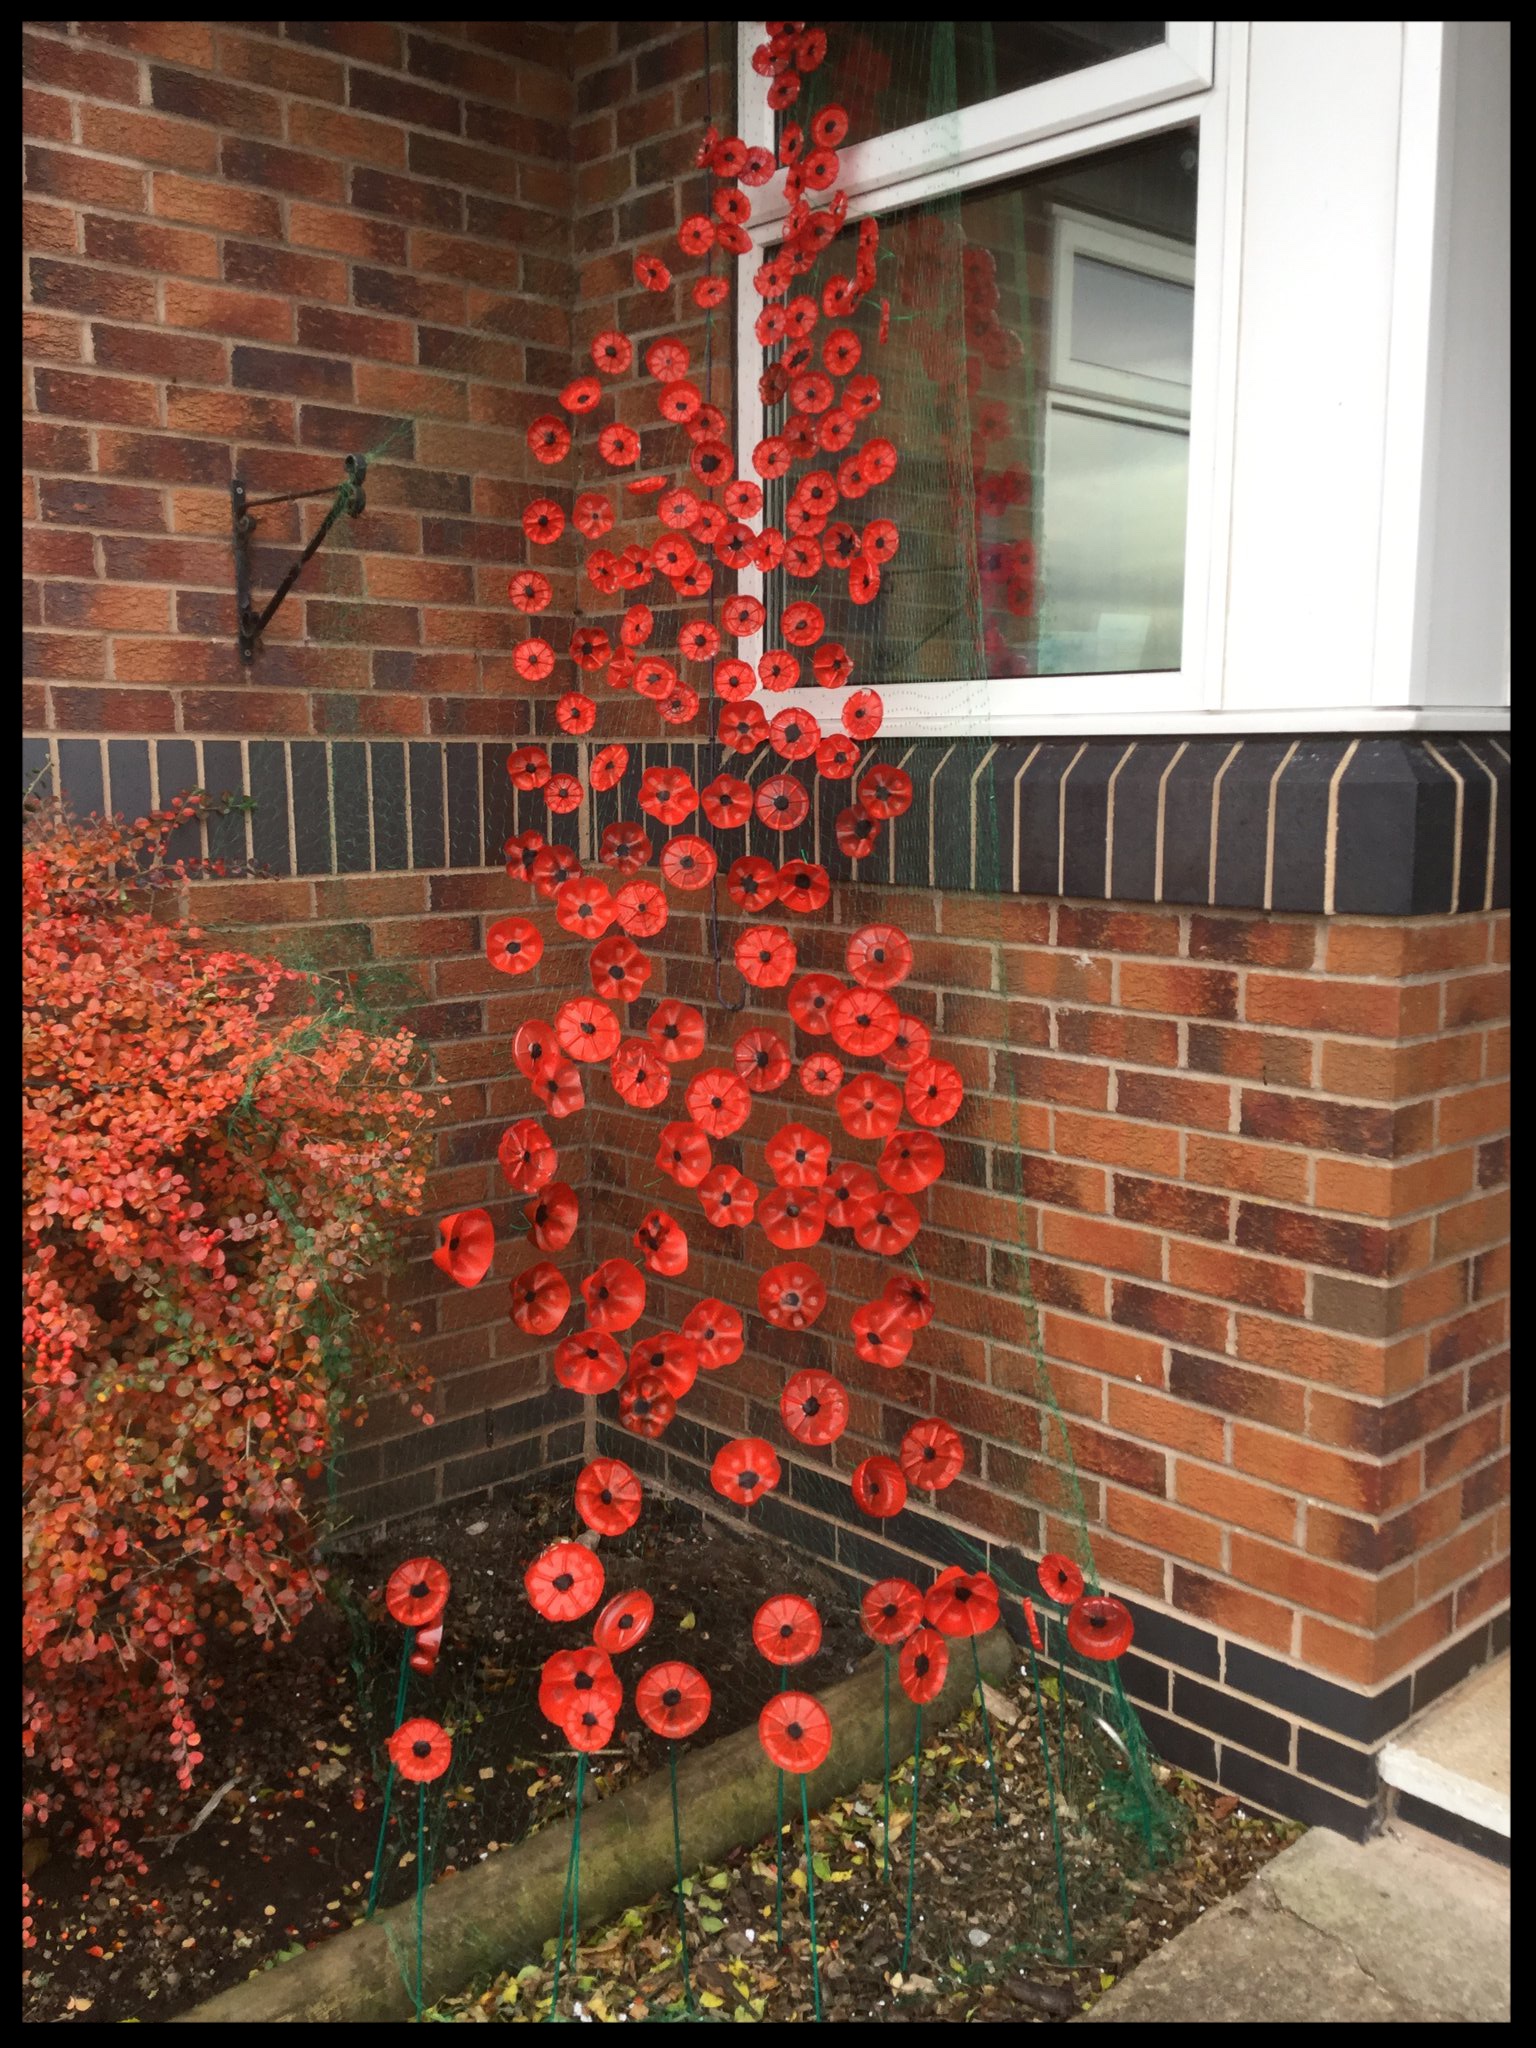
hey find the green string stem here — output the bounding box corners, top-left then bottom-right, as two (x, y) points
(799, 1772), (823, 2023)
(667, 1743), (694, 2015)
(414, 1784), (426, 2024)
(970, 1633), (1003, 1827)
(774, 1663), (787, 1946)
(900, 1704), (923, 1976)
(881, 1651), (892, 1883)
(365, 1629), (414, 1921)
(570, 1756), (586, 1992)
(1025, 1634), (1076, 1964)
(548, 1757), (586, 2022)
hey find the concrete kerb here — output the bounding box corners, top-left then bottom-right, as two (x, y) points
(177, 1632), (1013, 2024)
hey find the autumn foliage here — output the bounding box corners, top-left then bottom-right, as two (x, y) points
(22, 801), (434, 1905)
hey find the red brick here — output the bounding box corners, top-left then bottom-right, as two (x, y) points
(1054, 1110), (1181, 1176)
(1113, 1173), (1230, 1241)
(1005, 1052), (1110, 1110)
(350, 66), (462, 136)
(1056, 1007), (1179, 1066)
(1187, 1021), (1315, 1087)
(152, 172), (283, 238)
(164, 282), (293, 343)
(1434, 1188), (1509, 1260)
(223, 241), (348, 304)
(1189, 914), (1318, 967)
(28, 144), (148, 214)
(1111, 1281), (1228, 1352)
(82, 214), (223, 281)
(23, 529), (97, 578)
(22, 420), (89, 472)
(1055, 905), (1181, 954)
(1239, 1090), (1396, 1158)
(97, 430), (229, 487)
(79, 104), (221, 173)
(1002, 947), (1112, 1003)
(1442, 970), (1509, 1028)
(34, 369), (161, 428)
(22, 631), (106, 680)
(1107, 1488), (1223, 1569)
(149, 67), (283, 138)
(1428, 1301), (1507, 1375)
(1106, 1382), (1226, 1461)
(42, 582), (172, 633)
(1063, 1420), (1167, 1496)
(1437, 1081), (1510, 1146)
(23, 87), (72, 143)
(1245, 972), (1439, 1038)
(39, 476), (165, 531)
(214, 29), (346, 101)
(1319, 1031), (1481, 1102)
(1121, 960), (1239, 1019)
(1234, 1314), (1421, 1398)
(298, 306), (416, 365)
(92, 325), (229, 384)
(1183, 1133), (1309, 1204)
(22, 198), (77, 256)
(1040, 1210), (1163, 1280)
(49, 685), (176, 731)
(77, 20), (216, 65)
(1169, 1240), (1306, 1316)
(22, 31), (138, 102)
(22, 311), (85, 365)
(287, 202), (410, 265)
(1172, 1567), (1293, 1653)
(1117, 1070), (1231, 1132)
(1175, 1461), (1298, 1542)
(1168, 1351), (1306, 1432)
(1232, 1423), (1420, 1514)
(1230, 1534), (1392, 1629)
(163, 389), (295, 443)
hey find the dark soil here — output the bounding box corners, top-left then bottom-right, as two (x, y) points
(21, 1484), (866, 2024)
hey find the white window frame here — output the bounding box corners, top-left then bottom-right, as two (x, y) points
(734, 21), (1238, 737)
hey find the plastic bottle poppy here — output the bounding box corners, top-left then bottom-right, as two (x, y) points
(618, 1368), (675, 1440)
(634, 1210), (689, 1278)
(823, 1161), (881, 1228)
(776, 860), (831, 914)
(1066, 1594), (1135, 1662)
(539, 1646), (623, 1726)
(564, 1698), (619, 1753)
(883, 1274), (935, 1329)
(787, 972), (842, 1036)
(525, 1181), (579, 1253)
(765, 1122), (831, 1187)
(509, 1261), (571, 1337)
(758, 1185), (828, 1251)
(599, 820), (652, 872)
(878, 1127), (945, 1193)
(432, 1208), (495, 1287)
(753, 1595), (822, 1669)
(1038, 1554), (1085, 1606)
(592, 1589), (655, 1657)
(904, 1057), (965, 1129)
(849, 1190), (922, 1258)
(758, 1691), (832, 1774)
(386, 1557), (451, 1630)
(780, 1368), (849, 1446)
(580, 1258), (646, 1332)
(610, 1039), (671, 1110)
(574, 1457), (643, 1537)
(758, 1261), (827, 1331)
(697, 1164), (759, 1228)
(727, 855), (781, 911)
(846, 923), (913, 990)
(898, 1627), (948, 1705)
(647, 999), (706, 1063)
(553, 1328), (626, 1395)
(530, 1054), (585, 1122)
(589, 933), (652, 1004)
(388, 1717), (452, 1784)
(700, 774), (754, 830)
(613, 880), (668, 940)
(754, 775), (811, 833)
(711, 1436), (781, 1505)
(734, 924), (797, 989)
(828, 984), (900, 1058)
(799, 1052), (844, 1098)
(636, 1661), (712, 1740)
(626, 1331), (700, 1400)
(851, 1455), (908, 1519)
(924, 1570), (1000, 1639)
(555, 996), (621, 1066)
(899, 1419), (965, 1493)
(851, 1297), (912, 1368)
(486, 916), (544, 977)
(684, 1068), (752, 1139)
(525, 1541), (605, 1623)
(836, 1073), (904, 1140)
(860, 1578), (923, 1647)
(589, 742), (629, 790)
(555, 876), (616, 940)
(733, 1027), (792, 1093)
(504, 828), (546, 884)
(681, 1298), (744, 1370)
(655, 1120), (713, 1188)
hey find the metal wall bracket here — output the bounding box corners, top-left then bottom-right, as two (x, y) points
(231, 453), (368, 663)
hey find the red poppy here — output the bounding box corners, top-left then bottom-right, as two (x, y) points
(758, 1691), (831, 1774)
(883, 1274), (935, 1330)
(883, 1014), (932, 1072)
(660, 833), (717, 891)
(531, 844), (583, 900)
(776, 861), (830, 916)
(432, 1207), (495, 1287)
(590, 743), (630, 791)
(614, 880), (668, 939)
(679, 619), (720, 663)
(899, 1627), (948, 1705)
(564, 1698), (618, 1752)
(860, 1579), (923, 1648)
(1021, 1597), (1044, 1653)
(758, 1261), (826, 1331)
(849, 1190), (922, 1258)
(823, 1161), (880, 1229)
(698, 1164), (759, 1228)
(552, 997), (619, 1068)
(553, 1328), (626, 1395)
(560, 373), (602, 414)
(835, 806), (882, 861)
(510, 1260), (571, 1337)
(539, 1646), (622, 1727)
(508, 569), (552, 615)
(656, 1120), (712, 1188)
(636, 1661), (712, 1740)
(842, 689), (884, 739)
(851, 1456), (908, 1519)
(646, 338), (689, 381)
(764, 1122), (829, 1188)
(925, 1569), (999, 1638)
(851, 1297), (912, 1369)
(829, 985), (900, 1058)
(638, 767), (698, 826)
(837, 1073), (904, 1141)
(587, 934), (650, 1006)
(635, 1209), (689, 1277)
(757, 1185), (827, 1252)
(522, 496), (565, 546)
(618, 1368), (675, 1439)
(580, 1258), (646, 1332)
(733, 1027), (792, 1094)
(525, 1181), (579, 1254)
(888, 1417), (962, 1499)
(780, 1368), (848, 1447)
(685, 1068), (752, 1139)
(527, 415), (571, 465)
(514, 638), (555, 684)
(593, 1589), (655, 1657)
(600, 422), (641, 468)
(556, 691), (597, 736)
(408, 1620), (444, 1677)
(555, 876), (616, 941)
(504, 829), (546, 884)
(905, 1058), (965, 1129)
(389, 1716), (452, 1784)
(700, 774), (753, 830)
(526, 1540), (605, 1623)
(486, 916), (543, 977)
(544, 773), (585, 815)
(813, 640), (855, 689)
(723, 857), (776, 914)
(610, 1038), (671, 1109)
(755, 775), (810, 833)
(600, 821), (652, 873)
(846, 924), (913, 992)
(386, 1557), (451, 1630)
(1038, 1554), (1085, 1606)
(711, 1436), (780, 1506)
(574, 490), (615, 538)
(1067, 1594), (1135, 1662)
(799, 1052), (843, 1098)
(575, 1457), (643, 1537)
(719, 703), (769, 752)
(639, 999), (700, 1065)
(530, 1053), (584, 1122)
(511, 1020), (556, 1079)
(627, 1331), (700, 1400)
(753, 1595), (822, 1668)
(681, 1297), (744, 1370)
(878, 1128), (945, 1194)
(734, 925), (797, 989)
(858, 765), (913, 820)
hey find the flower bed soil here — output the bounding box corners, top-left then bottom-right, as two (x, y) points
(22, 1485), (865, 2025)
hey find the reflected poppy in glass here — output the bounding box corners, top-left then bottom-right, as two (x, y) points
(1038, 1554), (1086, 1606)
(599, 820), (652, 873)
(905, 1058), (965, 1129)
(656, 1119), (712, 1187)
(526, 1541), (605, 1623)
(510, 1261), (570, 1336)
(389, 1717), (452, 1784)
(589, 933), (652, 1004)
(575, 1457), (643, 1537)
(647, 999), (706, 1063)
(765, 1122), (830, 1187)
(1067, 1595), (1134, 1662)
(386, 1557), (450, 1630)
(850, 1189), (922, 1258)
(636, 1661), (711, 1740)
(685, 1068), (752, 1138)
(593, 1589), (654, 1657)
(860, 1578), (923, 1648)
(433, 1208), (495, 1287)
(525, 1181), (579, 1254)
(618, 1368), (675, 1440)
(711, 1436), (780, 1505)
(553, 1327), (626, 1395)
(851, 1455), (907, 1519)
(852, 1297), (912, 1368)
(734, 1026), (792, 1093)
(899, 1627), (948, 1705)
(580, 1258), (646, 1332)
(780, 1368), (848, 1447)
(758, 1691), (831, 1774)
(634, 1209), (689, 1278)
(610, 1038), (671, 1110)
(753, 1595), (822, 1668)
(878, 1127), (945, 1193)
(837, 1073), (904, 1140)
(698, 1164), (759, 1229)
(828, 984), (900, 1058)
(485, 914), (544, 980)
(681, 1297), (744, 1370)
(554, 997), (621, 1066)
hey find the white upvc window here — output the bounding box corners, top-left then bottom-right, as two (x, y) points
(733, 21), (1510, 738)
